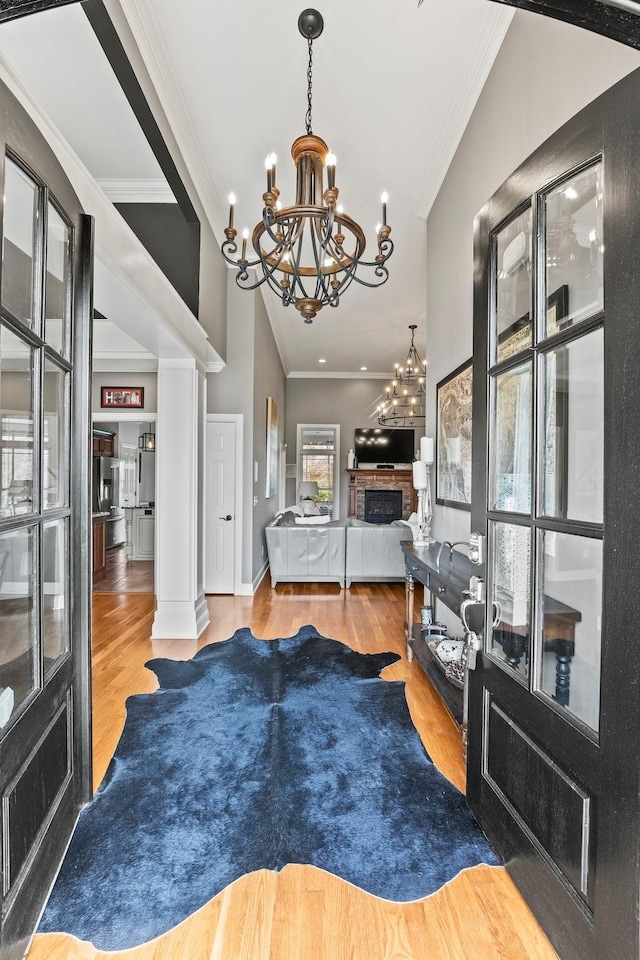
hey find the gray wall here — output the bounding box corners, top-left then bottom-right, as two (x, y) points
(284, 378), (388, 520)
(426, 9), (640, 550)
(252, 295), (286, 579)
(208, 284), (285, 587)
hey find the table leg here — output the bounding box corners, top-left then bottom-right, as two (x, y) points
(405, 575), (415, 661)
(553, 638), (575, 707)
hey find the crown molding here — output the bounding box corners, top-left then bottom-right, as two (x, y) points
(97, 178), (176, 203)
(413, 5), (515, 220)
(287, 371), (390, 380)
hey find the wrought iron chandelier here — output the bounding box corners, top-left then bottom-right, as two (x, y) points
(374, 324), (426, 427)
(221, 9), (393, 323)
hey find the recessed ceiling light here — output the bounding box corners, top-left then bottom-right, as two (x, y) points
(318, 358), (326, 363)
(360, 366), (368, 371)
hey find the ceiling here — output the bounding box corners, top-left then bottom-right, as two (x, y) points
(0, 0), (515, 376)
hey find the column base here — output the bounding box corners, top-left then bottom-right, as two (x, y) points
(151, 594), (210, 640)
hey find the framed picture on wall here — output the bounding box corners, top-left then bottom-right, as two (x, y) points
(101, 386), (144, 409)
(266, 396), (278, 498)
(436, 359), (472, 510)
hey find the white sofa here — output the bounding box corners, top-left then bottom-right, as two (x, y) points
(345, 522), (407, 586)
(265, 514), (410, 588)
(265, 517), (346, 588)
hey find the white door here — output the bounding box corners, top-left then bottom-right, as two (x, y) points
(205, 420), (236, 593)
(120, 441), (138, 506)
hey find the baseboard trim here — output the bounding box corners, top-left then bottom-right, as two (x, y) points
(151, 595), (210, 640)
(237, 562), (269, 596)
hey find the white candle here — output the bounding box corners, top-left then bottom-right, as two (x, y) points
(420, 436), (434, 464)
(412, 459), (428, 489)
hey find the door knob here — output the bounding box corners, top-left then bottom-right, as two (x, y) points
(219, 515), (232, 521)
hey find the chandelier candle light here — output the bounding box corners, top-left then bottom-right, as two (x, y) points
(412, 437), (435, 545)
(222, 9), (393, 323)
(375, 324), (426, 427)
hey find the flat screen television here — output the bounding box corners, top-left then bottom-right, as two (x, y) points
(354, 428), (415, 464)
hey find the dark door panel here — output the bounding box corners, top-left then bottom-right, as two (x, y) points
(469, 66), (640, 960)
(0, 76), (91, 960)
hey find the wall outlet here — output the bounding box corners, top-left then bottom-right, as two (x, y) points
(253, 495), (258, 507)
(261, 545), (264, 557)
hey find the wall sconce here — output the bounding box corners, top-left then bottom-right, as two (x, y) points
(138, 432), (156, 452)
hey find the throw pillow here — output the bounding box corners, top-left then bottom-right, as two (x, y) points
(294, 515), (331, 525)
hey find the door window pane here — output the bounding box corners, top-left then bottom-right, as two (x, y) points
(489, 361), (532, 513)
(544, 163), (603, 336)
(1, 157), (39, 327)
(489, 521), (531, 682)
(537, 531), (602, 733)
(45, 203), (71, 357)
(542, 329), (603, 523)
(43, 518), (69, 674)
(43, 358), (69, 511)
(0, 324), (35, 518)
(0, 527), (36, 725)
(494, 208), (532, 363)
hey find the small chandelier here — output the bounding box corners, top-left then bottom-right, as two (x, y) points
(374, 324), (426, 427)
(221, 9), (393, 323)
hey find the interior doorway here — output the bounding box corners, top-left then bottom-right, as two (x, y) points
(91, 412), (157, 594)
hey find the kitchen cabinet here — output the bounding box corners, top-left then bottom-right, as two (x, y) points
(92, 430), (114, 457)
(132, 508), (155, 559)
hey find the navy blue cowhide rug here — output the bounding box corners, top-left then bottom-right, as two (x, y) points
(40, 625), (498, 950)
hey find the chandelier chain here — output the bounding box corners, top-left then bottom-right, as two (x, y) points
(305, 33), (313, 134)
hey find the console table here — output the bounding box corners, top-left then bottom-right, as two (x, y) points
(402, 540), (581, 726)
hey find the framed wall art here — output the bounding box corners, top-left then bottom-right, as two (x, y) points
(436, 359), (472, 510)
(266, 396), (278, 498)
(100, 386), (144, 409)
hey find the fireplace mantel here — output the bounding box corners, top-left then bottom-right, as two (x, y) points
(346, 468), (417, 521)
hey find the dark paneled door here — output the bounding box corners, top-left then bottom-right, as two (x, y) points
(0, 82), (93, 958)
(467, 67), (640, 960)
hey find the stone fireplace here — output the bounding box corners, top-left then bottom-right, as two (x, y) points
(347, 468), (416, 521)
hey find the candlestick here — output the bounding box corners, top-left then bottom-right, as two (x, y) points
(412, 459), (428, 490)
(381, 190), (388, 227)
(326, 151), (336, 190)
(241, 227), (249, 261)
(227, 192), (236, 231)
(420, 436), (434, 464)
(265, 155), (273, 193)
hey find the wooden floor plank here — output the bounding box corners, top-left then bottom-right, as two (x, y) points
(27, 579), (558, 960)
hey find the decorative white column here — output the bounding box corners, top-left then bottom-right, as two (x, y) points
(152, 359), (210, 640)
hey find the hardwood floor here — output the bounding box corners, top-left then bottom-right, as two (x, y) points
(93, 545), (154, 593)
(27, 581), (559, 960)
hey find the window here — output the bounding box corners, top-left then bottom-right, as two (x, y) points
(297, 425), (340, 519)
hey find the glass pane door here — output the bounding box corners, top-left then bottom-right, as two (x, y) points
(486, 159), (604, 737)
(0, 152), (73, 730)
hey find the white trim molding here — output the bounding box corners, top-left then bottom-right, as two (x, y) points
(96, 178), (176, 204)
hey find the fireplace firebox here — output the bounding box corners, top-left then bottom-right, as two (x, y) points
(364, 489), (403, 524)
